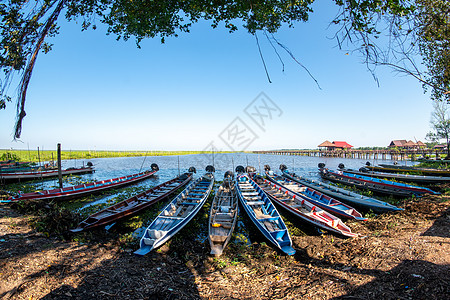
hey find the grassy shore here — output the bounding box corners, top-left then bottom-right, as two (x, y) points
(0, 149), (235, 163)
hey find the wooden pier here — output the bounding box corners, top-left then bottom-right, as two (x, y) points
(252, 149), (447, 161)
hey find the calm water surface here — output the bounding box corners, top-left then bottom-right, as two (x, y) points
(60, 152), (417, 185)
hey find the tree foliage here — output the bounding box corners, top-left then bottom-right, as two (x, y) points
(0, 0), (448, 138)
(417, 0), (450, 102)
(426, 100), (450, 157)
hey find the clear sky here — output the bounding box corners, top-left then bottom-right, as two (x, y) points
(0, 2), (434, 151)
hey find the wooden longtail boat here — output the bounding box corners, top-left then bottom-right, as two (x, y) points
(250, 173), (357, 238)
(280, 165), (402, 213)
(339, 163), (450, 184)
(235, 166), (296, 255)
(134, 166), (215, 256)
(3, 164), (160, 203)
(70, 170), (193, 232)
(0, 165), (95, 183)
(319, 164), (438, 197)
(263, 166), (366, 221)
(0, 166), (56, 173)
(365, 162), (450, 177)
(0, 161), (32, 168)
(208, 171), (238, 256)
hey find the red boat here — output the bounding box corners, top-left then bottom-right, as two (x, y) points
(4, 164), (159, 202)
(251, 174), (358, 238)
(71, 171), (194, 232)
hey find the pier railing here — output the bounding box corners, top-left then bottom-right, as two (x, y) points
(252, 149), (447, 161)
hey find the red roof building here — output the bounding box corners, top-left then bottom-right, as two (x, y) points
(318, 140), (353, 151)
(332, 141), (353, 150)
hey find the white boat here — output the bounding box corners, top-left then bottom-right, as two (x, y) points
(134, 166), (215, 255)
(235, 166), (295, 256)
(208, 171), (238, 256)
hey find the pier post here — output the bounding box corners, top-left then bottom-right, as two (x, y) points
(57, 143), (63, 188)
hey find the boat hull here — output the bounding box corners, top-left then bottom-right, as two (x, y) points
(344, 168), (450, 184)
(236, 174), (295, 255)
(368, 164), (450, 177)
(265, 171), (365, 221)
(5, 169), (158, 203)
(70, 173), (192, 232)
(252, 175), (357, 238)
(320, 169), (438, 197)
(208, 178), (238, 256)
(135, 173), (214, 256)
(0, 166), (94, 183)
(282, 169), (402, 213)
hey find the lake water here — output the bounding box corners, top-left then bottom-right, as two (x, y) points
(59, 152), (417, 185)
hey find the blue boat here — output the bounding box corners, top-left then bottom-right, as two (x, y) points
(134, 166), (215, 256)
(280, 165), (403, 213)
(318, 163), (438, 197)
(263, 166), (366, 221)
(339, 163), (450, 184)
(235, 166), (295, 256)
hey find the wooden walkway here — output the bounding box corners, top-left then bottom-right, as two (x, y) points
(252, 149), (446, 161)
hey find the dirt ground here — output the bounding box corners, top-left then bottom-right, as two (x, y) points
(0, 195), (449, 300)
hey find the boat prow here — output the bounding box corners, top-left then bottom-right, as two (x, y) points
(281, 245), (296, 256)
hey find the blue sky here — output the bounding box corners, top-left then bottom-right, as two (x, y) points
(0, 2), (433, 151)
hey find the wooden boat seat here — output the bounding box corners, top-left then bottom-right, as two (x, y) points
(244, 196), (262, 201)
(142, 238), (155, 246)
(263, 220), (281, 232)
(210, 235), (228, 242)
(146, 229), (168, 240)
(178, 202), (199, 205)
(242, 192), (259, 196)
(213, 213), (233, 221)
(253, 207), (272, 219)
(184, 197), (202, 201)
(246, 201), (265, 206)
(192, 186), (208, 190)
(239, 185), (253, 189)
(189, 193), (205, 196)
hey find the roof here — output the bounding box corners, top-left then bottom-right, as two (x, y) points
(434, 144), (446, 148)
(318, 140), (334, 147)
(404, 140), (417, 147)
(332, 141), (353, 148)
(389, 140), (408, 147)
(416, 141), (426, 146)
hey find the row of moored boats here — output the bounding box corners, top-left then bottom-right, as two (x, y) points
(3, 160), (430, 256)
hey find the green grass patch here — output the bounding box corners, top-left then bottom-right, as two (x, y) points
(0, 149), (237, 163)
